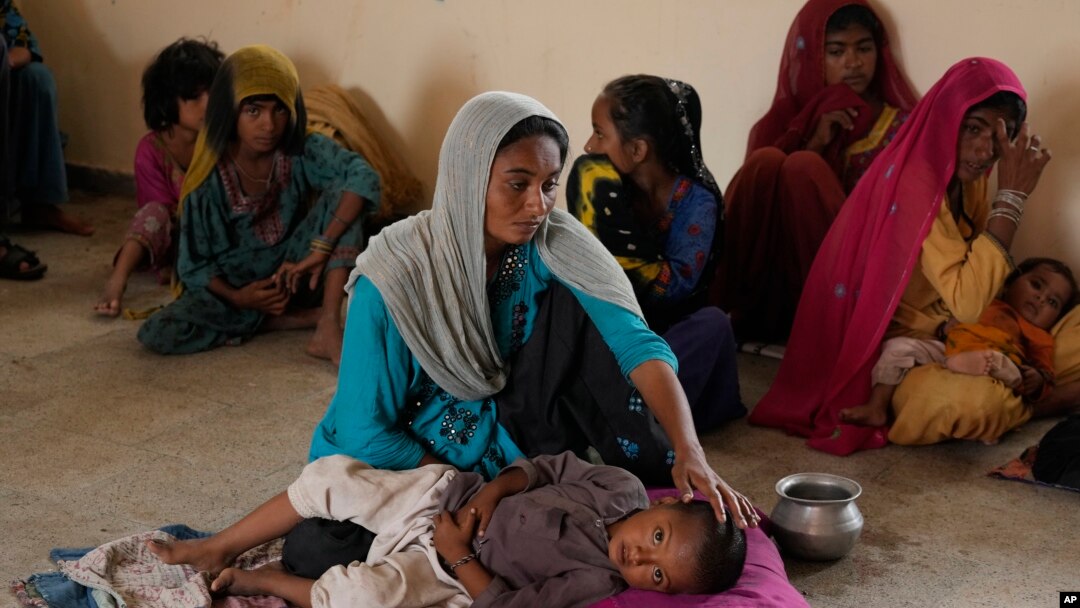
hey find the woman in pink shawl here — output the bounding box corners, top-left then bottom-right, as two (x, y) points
(749, 57), (1059, 455)
(713, 0), (918, 342)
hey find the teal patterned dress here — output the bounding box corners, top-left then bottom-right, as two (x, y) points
(138, 133), (380, 354)
(309, 240), (677, 480)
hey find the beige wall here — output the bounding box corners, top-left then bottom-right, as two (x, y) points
(20, 0), (1080, 266)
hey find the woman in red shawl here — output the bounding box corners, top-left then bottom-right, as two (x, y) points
(713, 0), (917, 342)
(750, 57), (1058, 455)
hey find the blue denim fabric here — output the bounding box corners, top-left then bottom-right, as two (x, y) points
(27, 525), (213, 608)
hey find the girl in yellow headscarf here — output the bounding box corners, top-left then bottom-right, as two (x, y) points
(137, 45), (380, 364)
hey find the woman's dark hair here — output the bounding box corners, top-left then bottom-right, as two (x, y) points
(668, 501), (747, 594)
(601, 74), (703, 180)
(1006, 257), (1079, 317)
(969, 91), (1027, 138)
(141, 38), (224, 131)
(496, 115), (569, 164)
(202, 60), (307, 158)
(826, 4), (881, 38)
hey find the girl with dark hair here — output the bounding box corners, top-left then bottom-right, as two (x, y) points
(309, 91), (757, 529)
(95, 37), (224, 317)
(715, 0), (918, 342)
(749, 58), (1066, 453)
(567, 75), (744, 431)
(137, 45), (380, 363)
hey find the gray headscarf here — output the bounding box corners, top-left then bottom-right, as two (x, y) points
(346, 91), (643, 401)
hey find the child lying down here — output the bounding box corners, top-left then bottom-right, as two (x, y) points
(149, 451), (747, 608)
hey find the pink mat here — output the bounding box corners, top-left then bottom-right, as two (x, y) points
(590, 488), (808, 608)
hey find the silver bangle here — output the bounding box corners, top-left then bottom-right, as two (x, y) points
(997, 188), (1029, 200)
(449, 553), (477, 573)
(994, 190), (1027, 212)
(988, 208), (1021, 227)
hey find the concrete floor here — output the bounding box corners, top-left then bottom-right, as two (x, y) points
(2, 192), (1076, 608)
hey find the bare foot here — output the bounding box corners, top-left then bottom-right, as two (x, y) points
(306, 313), (343, 365)
(262, 306), (320, 331)
(946, 351), (994, 377)
(147, 536), (236, 575)
(211, 562), (283, 596)
(22, 204), (95, 236)
(94, 274), (127, 317)
(838, 403), (889, 427)
(987, 352), (1022, 388)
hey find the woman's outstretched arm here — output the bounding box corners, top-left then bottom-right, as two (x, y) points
(630, 360), (758, 528)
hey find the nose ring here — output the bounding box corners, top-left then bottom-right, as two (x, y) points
(585, 144), (592, 153)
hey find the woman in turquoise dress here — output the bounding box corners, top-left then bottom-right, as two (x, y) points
(309, 91), (756, 527)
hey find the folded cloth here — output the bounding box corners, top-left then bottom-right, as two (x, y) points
(11, 525), (211, 608)
(10, 525), (285, 608)
(589, 488), (809, 608)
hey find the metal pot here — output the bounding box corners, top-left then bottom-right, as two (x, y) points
(770, 472), (863, 561)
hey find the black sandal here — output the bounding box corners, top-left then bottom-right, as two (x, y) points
(0, 237), (48, 280)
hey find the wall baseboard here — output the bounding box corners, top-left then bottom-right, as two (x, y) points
(66, 163), (135, 197)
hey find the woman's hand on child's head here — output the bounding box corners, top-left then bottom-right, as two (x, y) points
(671, 447), (759, 529)
(995, 120), (1051, 197)
(432, 509), (477, 562)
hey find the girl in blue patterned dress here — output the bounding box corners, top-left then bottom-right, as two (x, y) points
(309, 91), (757, 531)
(567, 75), (744, 431)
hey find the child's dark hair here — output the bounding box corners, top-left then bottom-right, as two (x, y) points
(497, 115), (570, 164)
(826, 4), (881, 38)
(668, 501), (747, 594)
(203, 61), (307, 158)
(1007, 257), (1079, 317)
(601, 75), (701, 180)
(969, 91), (1027, 138)
(142, 38), (224, 131)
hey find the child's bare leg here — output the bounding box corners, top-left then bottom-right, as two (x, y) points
(306, 267), (347, 365)
(148, 491), (302, 575)
(95, 239), (146, 317)
(213, 562), (314, 608)
(986, 352), (1022, 388)
(945, 350), (995, 378)
(839, 383), (897, 427)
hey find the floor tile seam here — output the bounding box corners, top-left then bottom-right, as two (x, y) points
(19, 451), (252, 518)
(0, 448), (170, 503)
(4, 327), (143, 365)
(40, 399), (236, 449)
